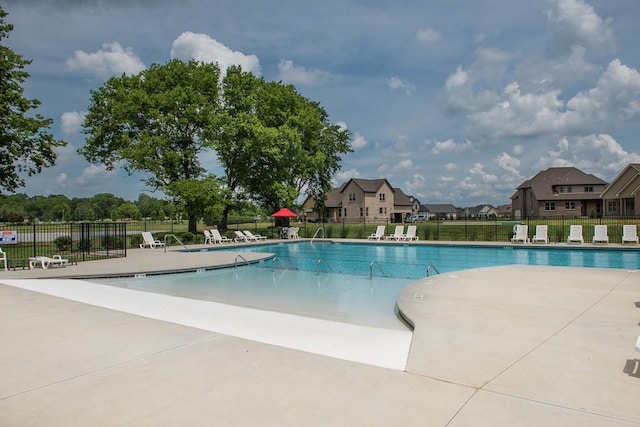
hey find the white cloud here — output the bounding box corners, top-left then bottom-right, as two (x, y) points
(416, 27), (440, 44)
(469, 162), (498, 183)
(334, 169), (361, 185)
(56, 173), (68, 187)
(277, 59), (340, 86)
(351, 132), (368, 150)
(567, 59), (640, 122)
(387, 76), (415, 96)
(60, 111), (86, 134)
(170, 32), (260, 75)
(546, 0), (614, 55)
(496, 152), (521, 176)
(75, 164), (117, 187)
(404, 174), (426, 195)
(67, 42), (146, 79)
(540, 134), (640, 178)
(431, 138), (472, 154)
(444, 163), (459, 171)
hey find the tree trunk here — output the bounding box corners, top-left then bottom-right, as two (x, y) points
(188, 214), (198, 234)
(220, 205), (231, 231)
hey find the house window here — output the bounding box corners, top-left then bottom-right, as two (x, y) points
(545, 202), (556, 211)
(565, 202), (575, 210)
(359, 207), (363, 217)
(607, 201), (617, 212)
(343, 208), (347, 217)
(348, 193), (356, 202)
(567, 187), (572, 193)
(584, 186), (593, 192)
(379, 193), (386, 202)
(379, 207), (384, 215)
(365, 207), (369, 217)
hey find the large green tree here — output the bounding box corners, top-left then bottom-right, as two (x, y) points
(0, 7), (67, 193)
(213, 66), (351, 227)
(80, 59), (222, 233)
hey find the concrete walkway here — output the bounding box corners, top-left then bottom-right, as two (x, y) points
(1, 243), (640, 425)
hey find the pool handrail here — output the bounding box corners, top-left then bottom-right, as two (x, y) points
(369, 261), (387, 279)
(235, 254), (249, 268)
(163, 234), (190, 252)
(310, 227), (325, 243)
(426, 264), (440, 276)
(316, 258), (333, 274)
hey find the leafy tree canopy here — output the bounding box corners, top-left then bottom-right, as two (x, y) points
(0, 7), (67, 193)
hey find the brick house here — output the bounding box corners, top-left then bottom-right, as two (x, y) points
(302, 178), (414, 223)
(599, 163), (640, 216)
(511, 167), (608, 219)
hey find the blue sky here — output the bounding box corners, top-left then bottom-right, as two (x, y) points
(4, 0), (640, 206)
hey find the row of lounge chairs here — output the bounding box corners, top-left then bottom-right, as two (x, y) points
(511, 224), (640, 244)
(367, 225), (419, 241)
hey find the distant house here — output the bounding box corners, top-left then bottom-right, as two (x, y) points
(462, 204), (497, 219)
(420, 204), (459, 220)
(496, 204), (512, 218)
(301, 178), (414, 223)
(511, 167), (608, 218)
(599, 163), (640, 216)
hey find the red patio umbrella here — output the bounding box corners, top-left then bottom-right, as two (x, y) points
(271, 207), (298, 218)
(271, 207), (298, 229)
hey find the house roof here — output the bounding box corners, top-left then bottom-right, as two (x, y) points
(422, 204), (458, 214)
(600, 163), (640, 199)
(392, 188), (413, 207)
(339, 178), (390, 194)
(516, 167), (607, 200)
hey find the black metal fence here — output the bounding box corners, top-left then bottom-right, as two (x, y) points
(0, 222), (128, 268)
(296, 216), (640, 243)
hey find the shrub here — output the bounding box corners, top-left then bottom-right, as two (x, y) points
(54, 236), (72, 252)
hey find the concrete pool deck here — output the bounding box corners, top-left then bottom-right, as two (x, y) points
(1, 241), (640, 425)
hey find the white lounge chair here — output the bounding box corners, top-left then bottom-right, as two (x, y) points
(622, 225), (639, 244)
(203, 229), (214, 244)
(0, 247), (7, 271)
(592, 225), (608, 244)
(511, 224), (528, 243)
(531, 225), (548, 244)
(211, 229), (231, 244)
(567, 225), (583, 244)
(385, 225), (404, 241)
(243, 230), (266, 240)
(234, 230), (249, 242)
(367, 225), (386, 241)
(403, 225), (419, 241)
(29, 255), (69, 269)
(140, 232), (165, 249)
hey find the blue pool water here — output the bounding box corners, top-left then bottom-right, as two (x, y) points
(216, 241), (640, 278)
(96, 242), (639, 330)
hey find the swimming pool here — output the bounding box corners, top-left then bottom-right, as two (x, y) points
(96, 242), (640, 330)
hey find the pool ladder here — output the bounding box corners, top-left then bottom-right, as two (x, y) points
(310, 227), (325, 243)
(369, 261), (387, 279)
(426, 264), (440, 277)
(163, 234), (190, 253)
(316, 258), (333, 274)
(234, 254), (249, 268)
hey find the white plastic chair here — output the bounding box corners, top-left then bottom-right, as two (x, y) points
(531, 225), (548, 243)
(511, 225), (528, 243)
(367, 225), (386, 240)
(592, 225), (608, 244)
(0, 247), (7, 271)
(622, 225), (639, 244)
(567, 225), (584, 244)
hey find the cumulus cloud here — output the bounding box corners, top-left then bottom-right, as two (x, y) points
(387, 76), (415, 95)
(351, 132), (368, 150)
(470, 162), (498, 183)
(334, 169), (361, 184)
(170, 32), (260, 75)
(67, 42), (146, 79)
(60, 111), (86, 134)
(497, 152), (521, 176)
(431, 138), (473, 154)
(404, 174), (426, 195)
(277, 59), (340, 86)
(56, 173), (68, 187)
(416, 27), (441, 44)
(75, 164), (117, 187)
(541, 134), (640, 177)
(546, 0), (615, 55)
